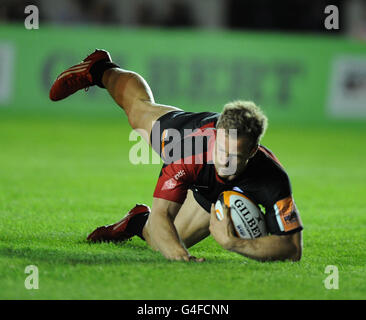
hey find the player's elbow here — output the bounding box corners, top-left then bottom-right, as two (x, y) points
(289, 250), (302, 262)
(268, 239), (302, 262)
(288, 242), (302, 262)
(267, 245), (301, 262)
(288, 231), (303, 262)
(265, 234), (302, 262)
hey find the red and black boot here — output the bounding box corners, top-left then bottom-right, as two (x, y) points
(87, 204), (150, 242)
(49, 49), (118, 101)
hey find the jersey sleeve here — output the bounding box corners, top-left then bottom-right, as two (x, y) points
(153, 160), (202, 204)
(263, 171), (303, 235)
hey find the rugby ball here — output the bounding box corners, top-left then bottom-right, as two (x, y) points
(215, 191), (267, 239)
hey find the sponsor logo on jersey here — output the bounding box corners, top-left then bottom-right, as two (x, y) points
(284, 211), (298, 223)
(174, 169), (186, 180)
(162, 178), (177, 190)
(274, 196), (302, 232)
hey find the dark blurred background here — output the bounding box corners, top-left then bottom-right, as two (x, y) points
(0, 0), (365, 39)
(0, 0), (365, 122)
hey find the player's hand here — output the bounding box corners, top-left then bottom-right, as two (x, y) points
(169, 254), (205, 262)
(185, 255), (205, 262)
(209, 203), (235, 250)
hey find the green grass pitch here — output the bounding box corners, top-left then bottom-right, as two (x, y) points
(0, 113), (365, 300)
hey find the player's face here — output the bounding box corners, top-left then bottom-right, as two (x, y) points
(213, 132), (256, 181)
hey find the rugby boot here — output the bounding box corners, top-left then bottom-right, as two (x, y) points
(49, 49), (112, 101)
(86, 204), (151, 242)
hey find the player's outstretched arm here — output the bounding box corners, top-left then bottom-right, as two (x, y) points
(209, 204), (302, 262)
(142, 198), (205, 262)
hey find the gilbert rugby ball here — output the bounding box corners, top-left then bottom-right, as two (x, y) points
(215, 191), (267, 239)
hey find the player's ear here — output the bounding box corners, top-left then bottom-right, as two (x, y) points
(249, 144), (259, 158)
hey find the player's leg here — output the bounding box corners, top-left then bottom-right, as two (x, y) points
(101, 68), (181, 143)
(49, 49), (181, 145)
(87, 190), (211, 248)
(173, 190), (211, 249)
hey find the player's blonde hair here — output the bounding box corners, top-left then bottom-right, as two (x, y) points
(216, 100), (268, 148)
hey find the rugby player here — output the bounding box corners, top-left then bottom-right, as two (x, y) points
(50, 49), (303, 262)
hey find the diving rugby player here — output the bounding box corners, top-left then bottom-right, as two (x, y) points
(50, 49), (303, 262)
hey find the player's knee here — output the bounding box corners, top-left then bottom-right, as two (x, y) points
(126, 102), (150, 131)
(125, 107), (140, 129)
